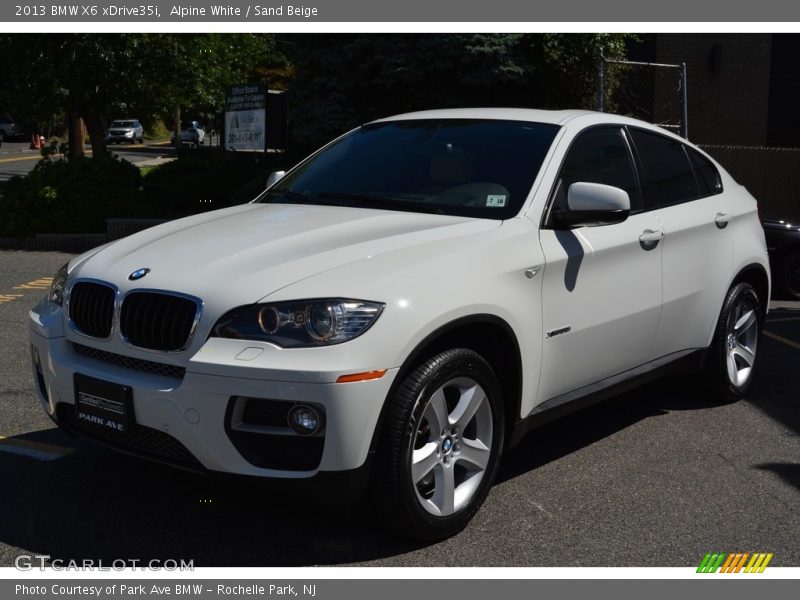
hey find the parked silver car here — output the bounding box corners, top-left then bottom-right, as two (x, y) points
(106, 119), (144, 144)
(171, 120), (206, 146)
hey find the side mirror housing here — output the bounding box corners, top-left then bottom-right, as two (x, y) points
(266, 170), (286, 189)
(552, 182), (630, 228)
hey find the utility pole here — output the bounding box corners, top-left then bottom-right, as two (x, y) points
(173, 36), (181, 151)
(597, 50), (605, 112)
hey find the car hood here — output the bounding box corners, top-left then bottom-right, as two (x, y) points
(73, 203), (501, 305)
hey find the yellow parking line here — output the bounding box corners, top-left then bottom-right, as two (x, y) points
(0, 154), (42, 164)
(12, 276), (53, 290)
(763, 330), (800, 351)
(0, 276), (53, 303)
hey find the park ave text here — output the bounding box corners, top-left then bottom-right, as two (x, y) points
(16, 584), (317, 597)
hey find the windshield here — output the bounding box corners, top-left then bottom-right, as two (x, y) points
(181, 121), (195, 130)
(259, 119), (559, 219)
(111, 121), (135, 128)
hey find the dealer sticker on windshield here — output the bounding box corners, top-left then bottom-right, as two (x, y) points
(486, 194), (507, 207)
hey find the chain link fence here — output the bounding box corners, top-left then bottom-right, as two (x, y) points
(702, 145), (800, 220)
(598, 55), (688, 138)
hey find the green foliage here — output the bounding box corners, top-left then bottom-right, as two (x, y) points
(0, 33), (641, 237)
(285, 33), (634, 153)
(0, 155), (143, 237)
(140, 152), (287, 218)
(0, 34), (286, 149)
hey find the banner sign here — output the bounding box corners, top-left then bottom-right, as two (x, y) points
(224, 83), (267, 152)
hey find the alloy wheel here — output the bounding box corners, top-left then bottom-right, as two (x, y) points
(410, 376), (494, 517)
(724, 297), (759, 387)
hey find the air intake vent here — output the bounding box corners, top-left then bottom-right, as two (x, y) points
(72, 343), (186, 380)
(120, 292), (200, 352)
(68, 282), (116, 338)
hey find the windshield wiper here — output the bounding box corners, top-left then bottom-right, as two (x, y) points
(317, 192), (443, 215)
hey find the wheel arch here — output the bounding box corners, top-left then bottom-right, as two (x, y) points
(731, 262), (770, 319)
(369, 314), (523, 454)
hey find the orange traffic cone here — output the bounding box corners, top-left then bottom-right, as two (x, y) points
(30, 133), (41, 150)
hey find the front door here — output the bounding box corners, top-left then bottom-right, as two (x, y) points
(537, 126), (664, 403)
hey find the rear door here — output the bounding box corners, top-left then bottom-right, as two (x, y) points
(537, 126), (664, 402)
(627, 129), (732, 358)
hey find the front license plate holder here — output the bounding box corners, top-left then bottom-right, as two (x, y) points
(74, 373), (134, 433)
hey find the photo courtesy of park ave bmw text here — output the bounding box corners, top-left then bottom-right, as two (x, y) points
(0, 0), (799, 595)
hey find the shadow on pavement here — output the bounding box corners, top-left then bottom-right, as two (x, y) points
(755, 463), (800, 491)
(496, 375), (736, 485)
(0, 428), (424, 567)
(2, 305), (797, 566)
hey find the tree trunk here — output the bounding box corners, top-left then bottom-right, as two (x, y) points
(67, 110), (85, 161)
(82, 104), (107, 156)
(173, 105), (181, 150)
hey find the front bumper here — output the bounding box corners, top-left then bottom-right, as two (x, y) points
(106, 131), (134, 142)
(29, 324), (397, 481)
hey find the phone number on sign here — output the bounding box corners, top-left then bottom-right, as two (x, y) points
(228, 132), (264, 144)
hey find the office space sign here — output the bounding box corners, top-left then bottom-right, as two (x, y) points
(225, 83), (266, 151)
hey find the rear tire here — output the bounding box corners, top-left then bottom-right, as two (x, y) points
(373, 348), (504, 541)
(705, 282), (763, 399)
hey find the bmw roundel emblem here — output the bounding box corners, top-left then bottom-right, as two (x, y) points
(128, 268), (150, 281)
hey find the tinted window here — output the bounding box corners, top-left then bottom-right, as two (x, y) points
(261, 119), (560, 220)
(550, 127), (641, 216)
(687, 147), (723, 196)
(630, 129), (698, 208)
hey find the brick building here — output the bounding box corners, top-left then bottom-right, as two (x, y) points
(631, 34), (800, 147)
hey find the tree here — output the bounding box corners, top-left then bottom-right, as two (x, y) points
(284, 34), (635, 154)
(0, 34), (285, 159)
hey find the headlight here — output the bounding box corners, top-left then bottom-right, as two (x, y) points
(211, 299), (384, 348)
(49, 263), (68, 306)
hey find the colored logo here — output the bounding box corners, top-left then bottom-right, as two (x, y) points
(697, 552), (773, 573)
(128, 268), (150, 281)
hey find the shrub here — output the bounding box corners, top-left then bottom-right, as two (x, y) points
(140, 151), (288, 219)
(0, 151), (292, 237)
(0, 154), (144, 237)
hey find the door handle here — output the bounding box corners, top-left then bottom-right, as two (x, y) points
(715, 213), (730, 229)
(639, 229), (663, 251)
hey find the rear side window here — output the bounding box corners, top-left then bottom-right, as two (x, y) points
(630, 129), (698, 209)
(687, 147), (723, 197)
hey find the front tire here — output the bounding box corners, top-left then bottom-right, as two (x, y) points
(706, 282), (763, 399)
(374, 349), (504, 541)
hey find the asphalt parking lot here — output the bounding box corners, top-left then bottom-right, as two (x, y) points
(0, 141), (175, 181)
(0, 249), (798, 567)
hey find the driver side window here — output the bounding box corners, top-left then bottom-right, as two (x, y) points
(550, 127), (642, 219)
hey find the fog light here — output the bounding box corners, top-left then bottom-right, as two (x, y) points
(287, 404), (322, 435)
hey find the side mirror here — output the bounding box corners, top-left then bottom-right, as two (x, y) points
(266, 170), (286, 189)
(552, 182), (630, 228)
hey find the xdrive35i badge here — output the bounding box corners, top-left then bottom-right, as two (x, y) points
(128, 268), (150, 281)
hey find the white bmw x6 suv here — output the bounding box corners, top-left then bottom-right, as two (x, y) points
(30, 109), (769, 540)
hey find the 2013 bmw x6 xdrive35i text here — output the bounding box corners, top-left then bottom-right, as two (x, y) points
(30, 109), (769, 540)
